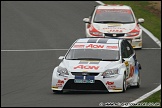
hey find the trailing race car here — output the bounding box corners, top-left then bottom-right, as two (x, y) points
(51, 38), (142, 93)
(83, 4), (144, 49)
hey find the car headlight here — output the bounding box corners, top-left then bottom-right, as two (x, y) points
(57, 66), (69, 76)
(102, 68), (118, 78)
(89, 31), (103, 36)
(126, 32), (139, 37)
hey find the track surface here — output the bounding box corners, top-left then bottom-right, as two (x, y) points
(1, 1), (161, 107)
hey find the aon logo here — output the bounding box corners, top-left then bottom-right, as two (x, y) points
(74, 65), (99, 70)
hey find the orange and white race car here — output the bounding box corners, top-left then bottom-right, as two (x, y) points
(83, 4), (144, 49)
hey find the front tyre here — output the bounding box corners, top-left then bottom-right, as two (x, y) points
(122, 74), (127, 93)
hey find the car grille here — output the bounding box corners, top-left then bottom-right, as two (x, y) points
(71, 72), (99, 76)
(104, 33), (125, 37)
(63, 79), (107, 91)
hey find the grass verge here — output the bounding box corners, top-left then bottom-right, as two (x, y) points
(132, 90), (161, 107)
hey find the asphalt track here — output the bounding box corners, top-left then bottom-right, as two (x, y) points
(1, 1), (161, 107)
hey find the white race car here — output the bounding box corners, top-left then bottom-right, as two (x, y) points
(51, 38), (142, 93)
(83, 4), (144, 49)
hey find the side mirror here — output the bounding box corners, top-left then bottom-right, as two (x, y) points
(83, 18), (90, 23)
(138, 63), (142, 70)
(136, 61), (142, 70)
(122, 58), (125, 63)
(137, 18), (144, 24)
(58, 56), (64, 60)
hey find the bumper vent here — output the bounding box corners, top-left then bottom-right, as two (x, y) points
(104, 33), (125, 37)
(63, 79), (107, 91)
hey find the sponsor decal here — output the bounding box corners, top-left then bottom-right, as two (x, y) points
(108, 85), (116, 89)
(56, 83), (63, 87)
(73, 45), (85, 48)
(74, 65), (99, 70)
(72, 43), (119, 50)
(104, 27), (126, 30)
(106, 81), (114, 85)
(86, 44), (104, 49)
(106, 46), (118, 49)
(109, 29), (123, 32)
(103, 27), (126, 32)
(96, 9), (132, 14)
(129, 65), (134, 77)
(107, 24), (122, 27)
(56, 80), (64, 87)
(57, 80), (64, 84)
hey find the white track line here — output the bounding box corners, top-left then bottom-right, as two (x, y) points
(1, 48), (161, 52)
(123, 85), (161, 107)
(1, 49), (68, 52)
(95, 1), (161, 107)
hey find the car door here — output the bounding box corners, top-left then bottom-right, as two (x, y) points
(121, 40), (135, 80)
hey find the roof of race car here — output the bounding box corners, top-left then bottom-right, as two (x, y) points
(96, 4), (132, 10)
(75, 38), (120, 44)
(72, 38), (121, 50)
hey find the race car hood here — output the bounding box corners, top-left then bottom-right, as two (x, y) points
(91, 23), (136, 33)
(60, 59), (120, 72)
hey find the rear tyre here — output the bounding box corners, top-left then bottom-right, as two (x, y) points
(135, 71), (140, 88)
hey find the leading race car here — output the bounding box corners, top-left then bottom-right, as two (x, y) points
(51, 38), (142, 93)
(83, 4), (144, 49)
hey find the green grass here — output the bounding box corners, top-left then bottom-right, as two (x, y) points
(139, 90), (161, 107)
(132, 90), (161, 107)
(102, 1), (161, 41)
(141, 90), (161, 103)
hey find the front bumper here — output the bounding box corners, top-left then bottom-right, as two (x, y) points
(85, 30), (142, 49)
(51, 72), (124, 92)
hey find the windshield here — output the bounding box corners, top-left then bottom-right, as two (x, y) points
(93, 9), (135, 23)
(65, 49), (119, 61)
